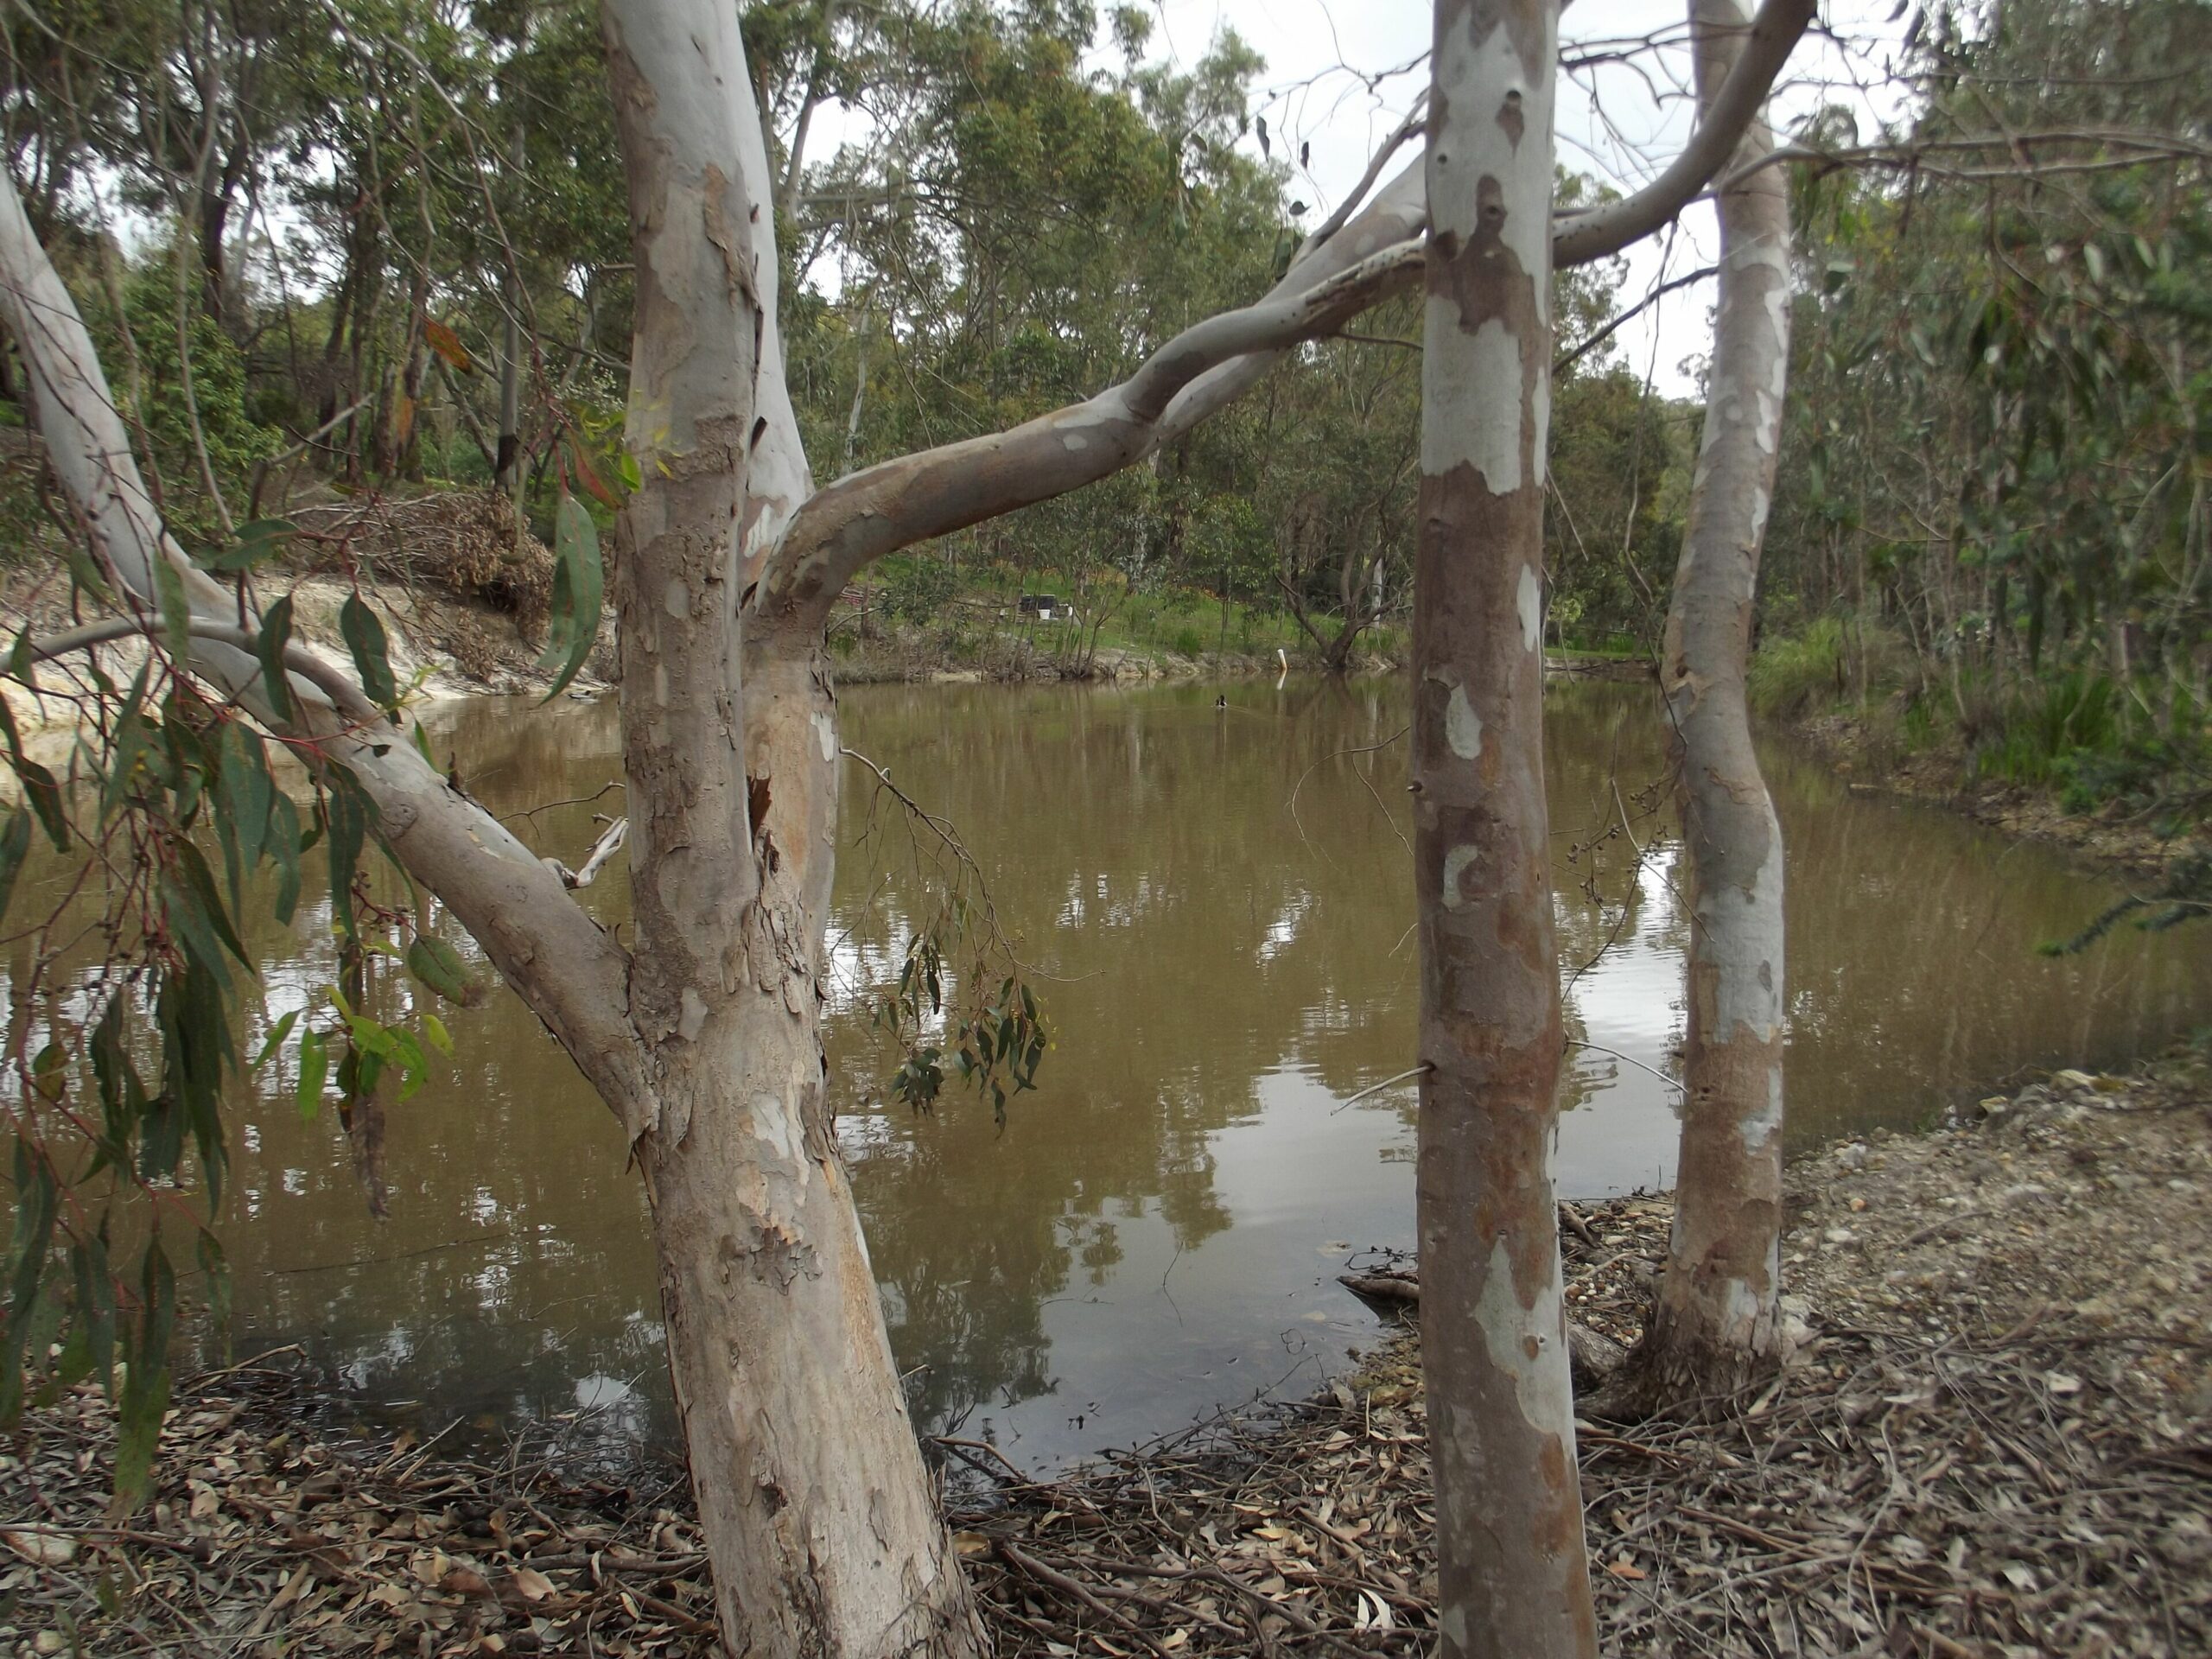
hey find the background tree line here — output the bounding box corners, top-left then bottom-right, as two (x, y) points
(1761, 0), (2209, 836)
(6, 0), (2202, 805)
(0, 0), (1691, 670)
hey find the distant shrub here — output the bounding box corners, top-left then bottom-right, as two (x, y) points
(1171, 626), (1205, 658)
(1747, 615), (1849, 716)
(884, 557), (961, 624)
(1973, 670), (2122, 788)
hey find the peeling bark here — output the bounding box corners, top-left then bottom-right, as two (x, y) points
(1628, 0), (1796, 1408)
(601, 4), (983, 1652)
(1414, 4), (1597, 1657)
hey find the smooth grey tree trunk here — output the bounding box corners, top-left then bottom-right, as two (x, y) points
(1630, 0), (1796, 1405)
(1413, 3), (1598, 1656)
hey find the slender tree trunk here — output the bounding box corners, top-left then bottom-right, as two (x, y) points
(1414, 3), (1596, 1656)
(778, 4), (842, 229)
(318, 218), (361, 434)
(1626, 0), (1794, 1405)
(601, 6), (985, 1652)
(495, 123), (526, 500)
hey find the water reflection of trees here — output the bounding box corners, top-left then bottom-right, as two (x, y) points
(38, 680), (2198, 1459)
(823, 679), (1691, 1433)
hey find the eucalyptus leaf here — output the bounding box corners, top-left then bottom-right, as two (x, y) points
(537, 494), (604, 701)
(340, 593), (397, 708)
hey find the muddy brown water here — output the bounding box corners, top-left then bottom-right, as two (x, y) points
(78, 678), (2212, 1473)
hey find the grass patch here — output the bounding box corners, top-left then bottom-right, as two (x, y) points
(1747, 614), (1851, 717)
(1970, 671), (2124, 788)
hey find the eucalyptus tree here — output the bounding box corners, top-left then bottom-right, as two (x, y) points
(0, 3), (1814, 1656)
(1410, 0), (1811, 1649)
(1764, 0), (2210, 812)
(1620, 0), (1796, 1407)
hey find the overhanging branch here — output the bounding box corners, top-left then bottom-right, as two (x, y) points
(1720, 127), (2212, 191)
(752, 0), (1814, 618)
(1554, 0), (1818, 267)
(0, 164), (651, 1129)
(758, 238), (1422, 628)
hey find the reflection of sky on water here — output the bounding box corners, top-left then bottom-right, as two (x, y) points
(13, 677), (2195, 1478)
(1560, 847), (1691, 1195)
(863, 842), (1696, 1466)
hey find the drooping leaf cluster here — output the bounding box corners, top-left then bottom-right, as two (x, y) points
(0, 613), (485, 1505)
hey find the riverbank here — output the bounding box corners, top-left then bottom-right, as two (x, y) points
(1794, 709), (2206, 880)
(0, 493), (609, 773)
(7, 1056), (2204, 1655)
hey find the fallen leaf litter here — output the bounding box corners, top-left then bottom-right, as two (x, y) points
(2, 1062), (2205, 1656)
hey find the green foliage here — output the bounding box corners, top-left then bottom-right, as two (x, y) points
(1768, 0), (2210, 826)
(2056, 719), (2212, 827)
(538, 493), (605, 700)
(882, 557), (962, 626)
(70, 249), (281, 546)
(1973, 672), (2124, 788)
(1747, 615), (1852, 718)
(874, 934), (1050, 1126)
(0, 655), (470, 1503)
(847, 757), (1052, 1125)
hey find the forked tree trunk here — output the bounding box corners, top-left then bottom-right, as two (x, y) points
(1630, 0), (1796, 1404)
(0, 0), (1815, 1646)
(600, 5), (985, 1651)
(1414, 3), (1597, 1656)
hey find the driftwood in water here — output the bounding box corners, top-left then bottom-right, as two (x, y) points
(1336, 1269), (1630, 1388)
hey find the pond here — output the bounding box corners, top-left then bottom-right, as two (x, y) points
(188, 677), (2209, 1475)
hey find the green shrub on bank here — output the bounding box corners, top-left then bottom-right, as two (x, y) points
(1972, 671), (2124, 788)
(2052, 714), (2209, 830)
(1747, 615), (1851, 717)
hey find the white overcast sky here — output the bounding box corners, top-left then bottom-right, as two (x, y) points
(1133, 0), (1916, 396)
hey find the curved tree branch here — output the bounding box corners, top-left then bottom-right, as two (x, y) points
(753, 0), (1813, 620)
(0, 163), (651, 1128)
(1554, 0), (1817, 267)
(1299, 95), (1427, 258)
(758, 237), (1423, 628)
(21, 613), (384, 724)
